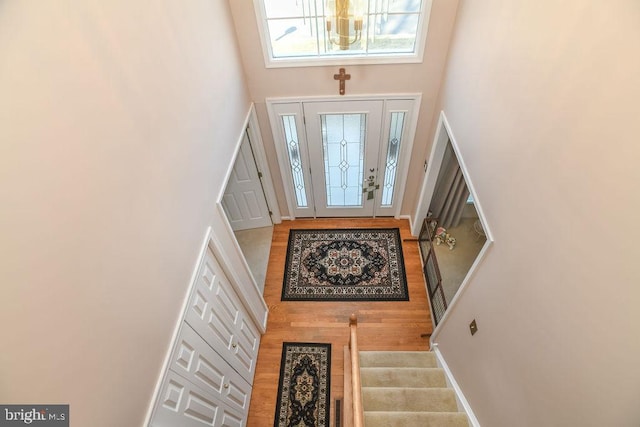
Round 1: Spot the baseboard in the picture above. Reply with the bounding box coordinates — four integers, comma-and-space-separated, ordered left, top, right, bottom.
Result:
432, 344, 481, 427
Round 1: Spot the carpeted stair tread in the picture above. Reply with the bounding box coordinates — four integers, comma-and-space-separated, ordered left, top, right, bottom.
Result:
362, 387, 458, 412
364, 411, 470, 427
360, 367, 447, 388
359, 350, 437, 368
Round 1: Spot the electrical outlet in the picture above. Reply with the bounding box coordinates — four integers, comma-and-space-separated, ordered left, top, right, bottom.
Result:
469, 319, 478, 336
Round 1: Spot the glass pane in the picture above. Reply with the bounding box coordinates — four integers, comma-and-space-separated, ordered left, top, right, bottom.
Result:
419, 238, 431, 264
281, 115, 308, 207
426, 254, 438, 290
381, 112, 405, 206
268, 18, 321, 58
264, 2, 307, 18
366, 13, 420, 53
386, 0, 422, 13
321, 113, 365, 207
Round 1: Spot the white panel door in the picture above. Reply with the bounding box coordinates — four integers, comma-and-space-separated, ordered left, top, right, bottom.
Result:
185, 247, 261, 384
219, 409, 244, 427
168, 324, 252, 415
152, 370, 246, 427
222, 130, 272, 231
152, 370, 226, 427
303, 100, 383, 216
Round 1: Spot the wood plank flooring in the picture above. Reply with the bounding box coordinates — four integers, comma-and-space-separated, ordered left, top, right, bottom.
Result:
246, 218, 433, 427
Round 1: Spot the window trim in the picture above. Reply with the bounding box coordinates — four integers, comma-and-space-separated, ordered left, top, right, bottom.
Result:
252, 0, 433, 68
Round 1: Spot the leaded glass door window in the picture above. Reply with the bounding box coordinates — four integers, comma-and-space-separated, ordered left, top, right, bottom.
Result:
269, 102, 315, 218
304, 100, 382, 216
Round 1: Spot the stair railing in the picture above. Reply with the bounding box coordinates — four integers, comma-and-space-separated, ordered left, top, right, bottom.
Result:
349, 313, 364, 427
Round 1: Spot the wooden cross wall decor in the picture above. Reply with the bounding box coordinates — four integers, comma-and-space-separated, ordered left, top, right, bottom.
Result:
333, 68, 351, 95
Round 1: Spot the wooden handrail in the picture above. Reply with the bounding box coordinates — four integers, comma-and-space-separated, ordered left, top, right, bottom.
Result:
349, 313, 364, 427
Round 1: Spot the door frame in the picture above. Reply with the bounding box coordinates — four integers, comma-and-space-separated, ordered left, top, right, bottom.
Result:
412, 111, 491, 238
215, 104, 281, 295
412, 110, 494, 342
267, 94, 421, 219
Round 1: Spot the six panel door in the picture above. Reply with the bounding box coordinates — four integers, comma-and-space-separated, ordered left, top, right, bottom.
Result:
168, 324, 252, 415
184, 247, 260, 384
222, 130, 272, 231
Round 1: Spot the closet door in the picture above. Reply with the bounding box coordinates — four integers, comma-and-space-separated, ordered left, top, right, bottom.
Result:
150, 246, 259, 427
153, 370, 243, 427
168, 324, 252, 415
185, 247, 261, 383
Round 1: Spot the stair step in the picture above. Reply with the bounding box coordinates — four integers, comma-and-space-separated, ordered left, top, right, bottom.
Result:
361, 367, 447, 388
359, 351, 437, 368
364, 411, 470, 427
362, 387, 458, 412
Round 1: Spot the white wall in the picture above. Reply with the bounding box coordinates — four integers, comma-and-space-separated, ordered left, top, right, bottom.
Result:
0, 1, 252, 425
228, 0, 460, 218
432, 1, 640, 426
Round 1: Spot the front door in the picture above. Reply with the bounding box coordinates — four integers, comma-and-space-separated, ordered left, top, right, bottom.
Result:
303, 100, 383, 216
269, 97, 419, 218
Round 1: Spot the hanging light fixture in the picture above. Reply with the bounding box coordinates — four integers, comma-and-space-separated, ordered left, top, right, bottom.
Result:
325, 0, 363, 50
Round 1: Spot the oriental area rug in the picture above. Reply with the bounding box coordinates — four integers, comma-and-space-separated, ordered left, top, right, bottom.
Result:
274, 342, 331, 427
281, 228, 409, 302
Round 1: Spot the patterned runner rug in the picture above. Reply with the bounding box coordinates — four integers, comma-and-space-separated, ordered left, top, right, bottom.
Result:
274, 342, 331, 427
282, 228, 409, 301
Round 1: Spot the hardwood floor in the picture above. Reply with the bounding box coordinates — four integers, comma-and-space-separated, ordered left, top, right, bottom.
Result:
246, 218, 433, 427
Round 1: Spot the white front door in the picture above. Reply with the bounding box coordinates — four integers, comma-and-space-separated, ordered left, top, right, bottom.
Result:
304, 100, 383, 216
269, 97, 420, 218
222, 130, 272, 231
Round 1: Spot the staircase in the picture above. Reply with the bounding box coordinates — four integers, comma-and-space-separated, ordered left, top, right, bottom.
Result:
359, 351, 470, 427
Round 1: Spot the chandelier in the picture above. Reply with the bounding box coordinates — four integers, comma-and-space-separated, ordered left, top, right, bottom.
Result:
325, 0, 364, 50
